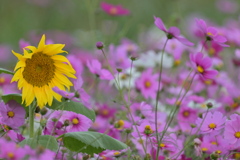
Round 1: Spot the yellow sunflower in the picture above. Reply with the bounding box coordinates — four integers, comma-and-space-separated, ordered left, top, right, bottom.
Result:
11, 34, 76, 108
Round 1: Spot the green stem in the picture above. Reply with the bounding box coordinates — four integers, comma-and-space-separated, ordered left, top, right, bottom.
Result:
29, 102, 36, 138
155, 38, 169, 159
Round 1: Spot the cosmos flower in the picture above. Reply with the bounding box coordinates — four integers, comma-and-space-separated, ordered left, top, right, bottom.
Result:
100, 2, 130, 16
154, 16, 194, 46
0, 100, 25, 129
190, 52, 218, 80
11, 35, 76, 108
195, 18, 229, 47
196, 111, 225, 134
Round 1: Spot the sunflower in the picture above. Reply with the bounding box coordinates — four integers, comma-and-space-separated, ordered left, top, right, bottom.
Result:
11, 35, 76, 108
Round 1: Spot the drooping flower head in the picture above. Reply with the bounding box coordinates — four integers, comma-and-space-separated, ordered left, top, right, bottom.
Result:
190, 52, 218, 80
100, 2, 130, 16
154, 16, 194, 46
11, 35, 76, 108
195, 18, 229, 47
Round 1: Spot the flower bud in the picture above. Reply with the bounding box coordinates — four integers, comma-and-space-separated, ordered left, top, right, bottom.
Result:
96, 41, 104, 49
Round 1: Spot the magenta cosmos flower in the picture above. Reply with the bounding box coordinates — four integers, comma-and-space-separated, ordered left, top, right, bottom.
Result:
195, 18, 229, 47
196, 111, 225, 134
224, 115, 240, 149
154, 16, 194, 46
135, 68, 159, 99
0, 100, 25, 129
190, 52, 218, 80
62, 111, 92, 132
100, 2, 130, 16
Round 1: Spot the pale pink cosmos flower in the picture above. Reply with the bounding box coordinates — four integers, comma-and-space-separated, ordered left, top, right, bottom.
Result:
100, 2, 130, 16
0, 100, 25, 129
190, 52, 218, 80
195, 18, 229, 47
154, 16, 194, 46
87, 59, 113, 80
135, 68, 159, 99
224, 115, 240, 149
196, 111, 225, 134
62, 111, 92, 132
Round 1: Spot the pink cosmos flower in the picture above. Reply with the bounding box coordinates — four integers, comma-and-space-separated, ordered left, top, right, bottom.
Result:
196, 111, 225, 134
154, 16, 194, 46
87, 59, 113, 80
0, 100, 25, 129
135, 68, 159, 99
100, 2, 130, 16
190, 52, 218, 80
224, 115, 240, 149
62, 111, 92, 132
195, 18, 229, 47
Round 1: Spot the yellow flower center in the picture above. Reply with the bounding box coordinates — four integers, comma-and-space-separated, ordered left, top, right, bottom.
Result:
159, 143, 165, 147
145, 125, 151, 130
174, 59, 181, 66
231, 102, 238, 109
207, 32, 213, 36
7, 111, 15, 118
235, 132, 240, 138
23, 52, 56, 87
7, 152, 14, 158
121, 74, 128, 80
202, 147, 208, 152
114, 151, 120, 156
72, 118, 79, 125
0, 77, 5, 83
102, 109, 109, 115
208, 123, 216, 129
234, 153, 240, 159
109, 7, 117, 15
176, 101, 181, 106
208, 48, 215, 55
211, 141, 218, 145
204, 80, 212, 85
118, 120, 124, 127
183, 111, 190, 117
145, 81, 151, 88
216, 150, 222, 154
197, 66, 204, 73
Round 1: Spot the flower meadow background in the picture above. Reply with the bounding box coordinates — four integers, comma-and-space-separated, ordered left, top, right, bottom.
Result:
1, 0, 240, 160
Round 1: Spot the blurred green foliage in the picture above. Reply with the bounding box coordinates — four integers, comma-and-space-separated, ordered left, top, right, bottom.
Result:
0, 0, 239, 47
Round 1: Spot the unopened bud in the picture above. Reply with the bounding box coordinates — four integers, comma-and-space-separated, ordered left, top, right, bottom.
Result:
96, 41, 104, 49
207, 102, 213, 109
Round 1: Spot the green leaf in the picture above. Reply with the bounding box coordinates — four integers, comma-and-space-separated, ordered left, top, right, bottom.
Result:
63, 131, 128, 154
0, 68, 14, 75
47, 99, 95, 122
19, 135, 58, 152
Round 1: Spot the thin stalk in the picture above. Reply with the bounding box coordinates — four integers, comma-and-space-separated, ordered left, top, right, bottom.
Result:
29, 101, 36, 138
155, 38, 169, 159
127, 60, 134, 102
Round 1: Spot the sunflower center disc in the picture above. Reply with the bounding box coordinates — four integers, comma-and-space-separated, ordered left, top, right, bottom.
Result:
23, 52, 56, 87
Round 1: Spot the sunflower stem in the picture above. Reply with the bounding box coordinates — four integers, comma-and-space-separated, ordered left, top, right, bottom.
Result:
29, 102, 35, 138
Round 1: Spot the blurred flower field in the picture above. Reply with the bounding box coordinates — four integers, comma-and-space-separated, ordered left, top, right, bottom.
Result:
0, 0, 240, 159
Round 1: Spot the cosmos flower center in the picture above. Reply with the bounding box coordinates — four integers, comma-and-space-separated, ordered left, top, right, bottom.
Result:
7, 111, 15, 118
197, 66, 204, 73
216, 150, 222, 154
109, 7, 117, 15
231, 102, 238, 109
211, 141, 218, 145
202, 147, 208, 152
207, 32, 213, 36
235, 131, 240, 138
183, 111, 190, 117
102, 109, 109, 115
23, 52, 56, 87
208, 123, 216, 129
144, 80, 151, 88
72, 118, 79, 125
204, 80, 212, 85
118, 120, 124, 127
7, 152, 14, 158
0, 77, 5, 83
208, 48, 215, 55
235, 153, 240, 159
159, 143, 165, 148
114, 151, 120, 156
174, 59, 181, 66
